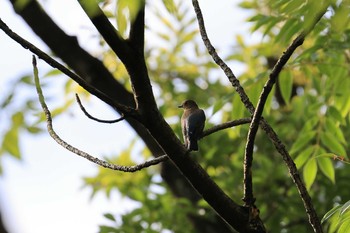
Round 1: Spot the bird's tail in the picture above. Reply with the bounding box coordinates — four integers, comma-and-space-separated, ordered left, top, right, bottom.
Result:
188, 139, 198, 151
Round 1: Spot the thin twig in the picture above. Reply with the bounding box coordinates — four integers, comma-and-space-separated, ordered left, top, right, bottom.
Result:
75, 94, 126, 123
201, 118, 251, 139
191, 0, 325, 232
244, 5, 329, 208
33, 55, 168, 172
243, 35, 304, 206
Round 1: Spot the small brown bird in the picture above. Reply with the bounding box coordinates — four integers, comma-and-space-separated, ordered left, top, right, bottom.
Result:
178, 100, 206, 151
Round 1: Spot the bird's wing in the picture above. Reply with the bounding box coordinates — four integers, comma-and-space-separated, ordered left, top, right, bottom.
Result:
187, 109, 205, 137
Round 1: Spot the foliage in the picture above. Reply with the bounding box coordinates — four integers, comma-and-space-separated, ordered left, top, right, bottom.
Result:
2, 0, 350, 232
322, 200, 350, 233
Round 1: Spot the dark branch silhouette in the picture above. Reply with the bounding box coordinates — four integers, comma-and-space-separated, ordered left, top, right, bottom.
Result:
4, 1, 254, 232
0, 18, 137, 118
33, 55, 169, 172
75, 94, 126, 124
2, 0, 331, 232
77, 0, 131, 64
201, 118, 251, 138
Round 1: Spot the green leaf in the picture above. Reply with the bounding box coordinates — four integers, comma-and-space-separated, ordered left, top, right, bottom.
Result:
20, 75, 34, 85
26, 126, 43, 134
303, 158, 317, 190
294, 146, 314, 169
12, 111, 24, 126
104, 213, 116, 222
328, 106, 345, 124
322, 204, 341, 224
162, 0, 176, 14
275, 19, 300, 43
340, 200, 350, 216
325, 118, 346, 144
279, 70, 293, 104
320, 132, 347, 157
338, 218, 350, 233
2, 128, 21, 159
290, 131, 316, 155
0, 93, 14, 108
317, 156, 335, 183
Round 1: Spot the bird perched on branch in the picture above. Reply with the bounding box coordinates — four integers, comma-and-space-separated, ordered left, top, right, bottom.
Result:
178, 100, 206, 151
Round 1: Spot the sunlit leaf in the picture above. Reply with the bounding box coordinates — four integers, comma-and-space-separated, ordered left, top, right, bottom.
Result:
290, 131, 316, 155
303, 158, 317, 190
330, 2, 350, 33
317, 156, 335, 183
327, 106, 345, 124
279, 70, 293, 104
340, 200, 350, 216
338, 218, 350, 233
26, 126, 43, 134
322, 204, 341, 223
294, 146, 314, 169
320, 132, 347, 157
162, 0, 176, 14
2, 128, 20, 159
325, 118, 346, 144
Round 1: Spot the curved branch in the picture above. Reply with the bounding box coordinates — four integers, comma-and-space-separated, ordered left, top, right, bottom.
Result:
33, 56, 167, 172
191, 0, 326, 232
243, 35, 305, 206
243, 6, 329, 208
75, 93, 126, 123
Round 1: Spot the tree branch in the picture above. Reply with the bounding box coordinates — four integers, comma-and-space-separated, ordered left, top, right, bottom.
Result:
128, 1, 145, 55
33, 55, 167, 172
75, 93, 126, 124
0, 17, 137, 119
77, 0, 156, 111
243, 34, 305, 206
191, 0, 327, 232
77, 0, 132, 65
201, 118, 251, 138
7, 1, 239, 232
242, 0, 329, 213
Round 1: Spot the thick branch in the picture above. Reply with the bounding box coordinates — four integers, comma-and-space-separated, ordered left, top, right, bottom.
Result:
77, 0, 132, 65
129, 1, 145, 55
192, 0, 327, 232
7, 1, 237, 232
0, 18, 137, 118
8, 0, 136, 109
33, 56, 168, 172
77, 0, 156, 111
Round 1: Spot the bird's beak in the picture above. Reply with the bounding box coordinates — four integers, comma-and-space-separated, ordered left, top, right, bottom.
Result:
178, 104, 183, 108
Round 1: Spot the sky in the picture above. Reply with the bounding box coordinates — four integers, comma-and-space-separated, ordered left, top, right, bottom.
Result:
0, 0, 251, 232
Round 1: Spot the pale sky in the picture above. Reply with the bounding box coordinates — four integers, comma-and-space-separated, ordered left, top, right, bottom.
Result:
0, 0, 251, 232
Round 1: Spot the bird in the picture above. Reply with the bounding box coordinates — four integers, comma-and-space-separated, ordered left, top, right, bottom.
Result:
178, 100, 206, 151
